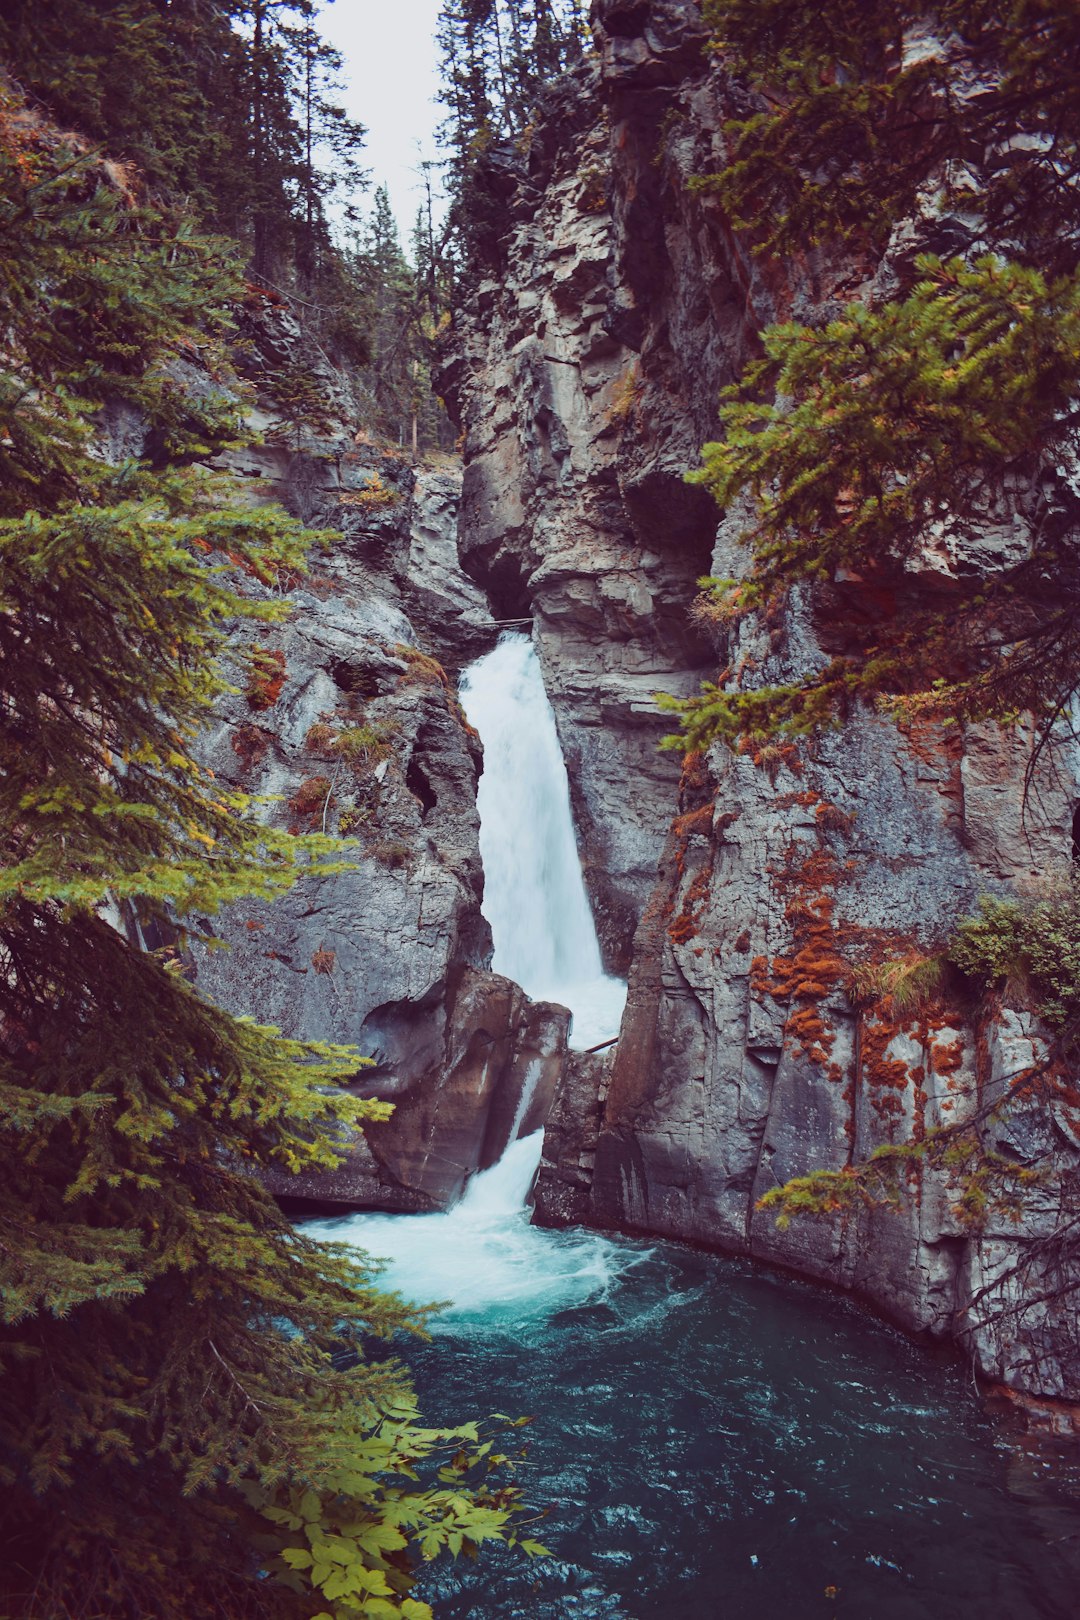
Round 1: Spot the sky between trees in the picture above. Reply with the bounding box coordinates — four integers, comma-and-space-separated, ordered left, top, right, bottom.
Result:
318, 0, 444, 238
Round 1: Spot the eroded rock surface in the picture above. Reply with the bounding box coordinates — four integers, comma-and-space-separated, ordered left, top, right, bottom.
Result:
447, 0, 1080, 1398
191, 449, 564, 1211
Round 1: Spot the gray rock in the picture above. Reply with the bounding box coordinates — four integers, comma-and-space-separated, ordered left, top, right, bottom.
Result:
192, 458, 563, 1211
447, 0, 1080, 1401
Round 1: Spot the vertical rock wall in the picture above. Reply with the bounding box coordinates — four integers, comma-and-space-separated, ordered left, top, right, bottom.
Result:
192, 446, 568, 1212
448, 0, 1080, 1398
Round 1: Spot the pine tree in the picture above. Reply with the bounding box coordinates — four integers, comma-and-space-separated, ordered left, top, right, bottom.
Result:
287, 13, 368, 278
434, 0, 584, 271
0, 73, 531, 1620
0, 0, 371, 285
662, 0, 1080, 752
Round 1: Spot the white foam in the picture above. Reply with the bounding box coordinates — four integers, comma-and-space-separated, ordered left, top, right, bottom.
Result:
459, 634, 627, 1051
305, 1134, 625, 1326
303, 637, 634, 1328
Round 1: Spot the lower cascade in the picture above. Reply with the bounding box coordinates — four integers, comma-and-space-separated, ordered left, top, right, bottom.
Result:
307, 631, 632, 1323
305, 638, 1080, 1619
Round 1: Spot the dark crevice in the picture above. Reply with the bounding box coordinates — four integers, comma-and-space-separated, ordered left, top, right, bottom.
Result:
407, 751, 438, 817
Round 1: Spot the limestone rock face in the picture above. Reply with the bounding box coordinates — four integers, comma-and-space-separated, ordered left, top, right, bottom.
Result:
448, 0, 1080, 1397
444, 35, 720, 970
192, 455, 563, 1211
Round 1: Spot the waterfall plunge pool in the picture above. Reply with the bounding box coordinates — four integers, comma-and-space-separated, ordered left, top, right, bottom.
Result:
303, 635, 1080, 1617
307, 1179, 1080, 1620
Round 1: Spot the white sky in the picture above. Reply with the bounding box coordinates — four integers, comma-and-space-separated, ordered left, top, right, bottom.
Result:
317, 0, 446, 249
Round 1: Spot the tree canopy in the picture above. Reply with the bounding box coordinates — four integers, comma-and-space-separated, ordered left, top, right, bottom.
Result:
0, 0, 367, 282
435, 0, 588, 269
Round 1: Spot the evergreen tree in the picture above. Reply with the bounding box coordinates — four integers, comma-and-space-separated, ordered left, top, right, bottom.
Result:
0, 72, 531, 1620
0, 0, 370, 284
662, 0, 1080, 753
286, 11, 368, 278
434, 0, 585, 271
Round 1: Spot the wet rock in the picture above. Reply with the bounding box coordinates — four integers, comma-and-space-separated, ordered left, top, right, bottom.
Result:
265, 968, 570, 1211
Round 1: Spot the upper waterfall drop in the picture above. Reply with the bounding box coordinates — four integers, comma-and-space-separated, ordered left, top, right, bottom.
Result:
459, 634, 626, 1052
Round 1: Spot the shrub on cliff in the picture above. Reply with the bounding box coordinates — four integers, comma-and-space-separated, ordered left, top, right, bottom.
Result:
951, 881, 1080, 1030
663, 0, 1080, 751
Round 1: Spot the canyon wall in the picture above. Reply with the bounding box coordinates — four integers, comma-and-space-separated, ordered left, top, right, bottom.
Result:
446, 0, 1080, 1400
189, 389, 567, 1212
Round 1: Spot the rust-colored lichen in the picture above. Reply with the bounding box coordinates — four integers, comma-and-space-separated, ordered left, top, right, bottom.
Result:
231, 723, 271, 772
287, 775, 333, 828
245, 646, 287, 711
669, 866, 711, 945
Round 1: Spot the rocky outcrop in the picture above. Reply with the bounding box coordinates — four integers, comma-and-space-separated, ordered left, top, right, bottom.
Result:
190, 440, 566, 1211
446, 0, 1080, 1398
443, 12, 721, 970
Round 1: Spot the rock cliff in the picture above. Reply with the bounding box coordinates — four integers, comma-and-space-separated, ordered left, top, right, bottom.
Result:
445, 0, 1080, 1400
190, 411, 567, 1212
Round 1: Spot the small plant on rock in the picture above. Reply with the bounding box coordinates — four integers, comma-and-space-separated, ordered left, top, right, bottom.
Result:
245, 646, 287, 710
950, 880, 1080, 1029
287, 775, 333, 827
332, 721, 397, 768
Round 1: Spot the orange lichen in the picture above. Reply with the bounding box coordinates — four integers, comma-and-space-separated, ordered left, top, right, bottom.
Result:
929, 1036, 964, 1076
785, 1004, 835, 1066
679, 750, 709, 797
738, 736, 803, 777
669, 866, 711, 945
245, 646, 286, 711
671, 802, 715, 841
774, 789, 821, 811
815, 801, 856, 836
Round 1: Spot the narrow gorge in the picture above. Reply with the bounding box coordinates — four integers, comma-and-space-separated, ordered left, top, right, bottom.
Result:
194, 0, 1080, 1426
8, 0, 1080, 1612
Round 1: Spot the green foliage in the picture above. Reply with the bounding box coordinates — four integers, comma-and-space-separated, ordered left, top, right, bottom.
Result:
757, 1136, 1045, 1233
699, 0, 1080, 273
0, 82, 248, 517
692, 257, 1080, 603
267, 358, 342, 444
0, 71, 528, 1620
0, 0, 369, 283
664, 0, 1080, 752
435, 0, 588, 273
339, 187, 455, 456
951, 884, 1080, 1029
849, 953, 946, 1014
247, 1397, 546, 1618
333, 724, 397, 768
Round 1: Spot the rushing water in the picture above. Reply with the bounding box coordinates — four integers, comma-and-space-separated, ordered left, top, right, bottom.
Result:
458, 634, 626, 1051
306, 633, 1080, 1618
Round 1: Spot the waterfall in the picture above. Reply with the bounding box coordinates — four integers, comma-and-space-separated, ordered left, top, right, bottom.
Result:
303, 632, 631, 1322
459, 634, 626, 1053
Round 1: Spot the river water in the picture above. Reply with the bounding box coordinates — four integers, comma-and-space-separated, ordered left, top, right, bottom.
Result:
306, 635, 1080, 1618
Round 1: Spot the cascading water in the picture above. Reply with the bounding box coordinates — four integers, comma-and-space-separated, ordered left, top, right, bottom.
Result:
304, 631, 632, 1324
302, 636, 1080, 1619
459, 633, 627, 1053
